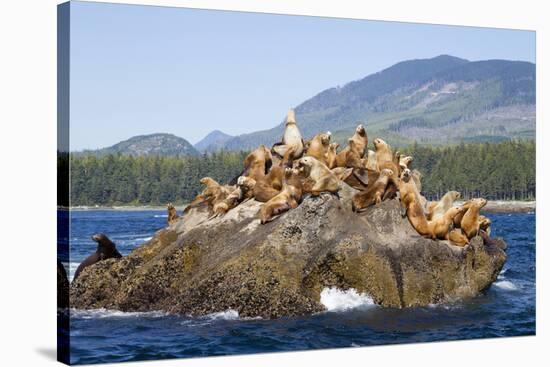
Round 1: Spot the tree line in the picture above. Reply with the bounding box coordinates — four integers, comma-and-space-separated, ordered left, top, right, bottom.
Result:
66, 140, 535, 206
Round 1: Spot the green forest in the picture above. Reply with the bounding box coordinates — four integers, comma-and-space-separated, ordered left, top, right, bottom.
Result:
65, 140, 535, 206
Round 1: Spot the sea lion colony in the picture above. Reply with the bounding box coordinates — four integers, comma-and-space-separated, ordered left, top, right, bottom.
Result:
170, 109, 491, 247
68, 110, 496, 289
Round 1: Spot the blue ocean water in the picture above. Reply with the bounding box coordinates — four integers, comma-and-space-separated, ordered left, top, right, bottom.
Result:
66, 210, 535, 365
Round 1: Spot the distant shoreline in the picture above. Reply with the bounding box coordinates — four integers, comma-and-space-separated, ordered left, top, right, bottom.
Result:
66, 200, 536, 213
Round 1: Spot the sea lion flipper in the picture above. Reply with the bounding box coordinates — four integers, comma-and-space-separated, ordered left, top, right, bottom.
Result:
353, 168, 369, 186
271, 143, 287, 158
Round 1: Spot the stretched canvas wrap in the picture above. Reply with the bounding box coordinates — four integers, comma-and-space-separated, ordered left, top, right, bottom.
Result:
57, 1, 536, 365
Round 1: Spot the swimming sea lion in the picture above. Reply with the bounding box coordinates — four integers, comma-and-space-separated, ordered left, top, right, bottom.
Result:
352, 168, 393, 212
398, 169, 431, 237
427, 191, 461, 221
167, 203, 179, 225
296, 156, 340, 196
73, 233, 122, 282
260, 167, 303, 224
306, 132, 332, 164
272, 109, 304, 165
461, 198, 488, 239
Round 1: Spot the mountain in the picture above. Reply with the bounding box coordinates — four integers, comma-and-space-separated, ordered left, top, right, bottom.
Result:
216, 55, 535, 150
193, 130, 233, 152
80, 133, 200, 157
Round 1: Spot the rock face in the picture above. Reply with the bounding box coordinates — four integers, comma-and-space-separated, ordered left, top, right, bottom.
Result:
70, 185, 507, 318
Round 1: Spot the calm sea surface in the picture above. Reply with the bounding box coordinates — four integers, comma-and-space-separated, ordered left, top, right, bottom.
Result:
64, 210, 535, 365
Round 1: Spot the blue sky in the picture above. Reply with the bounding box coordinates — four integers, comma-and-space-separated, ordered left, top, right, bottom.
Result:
68, 1, 535, 150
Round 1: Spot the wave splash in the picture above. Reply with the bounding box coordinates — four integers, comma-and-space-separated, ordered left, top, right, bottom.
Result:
71, 308, 169, 319
320, 287, 375, 312
493, 280, 520, 291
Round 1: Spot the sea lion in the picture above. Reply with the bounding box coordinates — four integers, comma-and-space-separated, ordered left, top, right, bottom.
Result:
427, 191, 461, 221
429, 205, 469, 240
185, 177, 235, 214
398, 169, 431, 237
461, 198, 488, 239
260, 167, 303, 224
352, 168, 393, 212
193, 177, 234, 209
296, 156, 340, 196
373, 138, 393, 167
211, 177, 251, 217
73, 234, 122, 282
240, 145, 273, 182
478, 215, 492, 236
399, 155, 413, 170
363, 149, 379, 171
452, 199, 473, 228
334, 124, 369, 167
448, 228, 470, 247
272, 109, 304, 166
411, 169, 423, 193
306, 132, 332, 164
326, 143, 339, 169
264, 165, 284, 191
167, 202, 179, 225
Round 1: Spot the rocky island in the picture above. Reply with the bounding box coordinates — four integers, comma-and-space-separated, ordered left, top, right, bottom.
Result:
70, 184, 507, 318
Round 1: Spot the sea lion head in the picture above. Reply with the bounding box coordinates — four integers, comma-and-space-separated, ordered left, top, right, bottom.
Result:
380, 168, 394, 177
329, 142, 339, 151
167, 202, 175, 210
399, 155, 413, 168
450, 191, 461, 200
297, 156, 315, 168
355, 124, 366, 136
320, 133, 331, 146
200, 177, 215, 186
479, 216, 492, 230
400, 168, 412, 182
92, 233, 117, 252
472, 198, 488, 208
373, 138, 387, 151
285, 109, 297, 126
237, 176, 256, 190
447, 205, 467, 219
296, 156, 315, 176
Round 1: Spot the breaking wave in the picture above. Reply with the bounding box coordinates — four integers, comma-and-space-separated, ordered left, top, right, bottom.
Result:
320, 287, 375, 312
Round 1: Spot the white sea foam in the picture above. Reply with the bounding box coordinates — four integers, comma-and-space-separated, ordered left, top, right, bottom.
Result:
202, 309, 240, 321
135, 236, 153, 242
493, 280, 520, 291
71, 308, 169, 319
320, 287, 375, 312
497, 268, 508, 280
154, 214, 168, 218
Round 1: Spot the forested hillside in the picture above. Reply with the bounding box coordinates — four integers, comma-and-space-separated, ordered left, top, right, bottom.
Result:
68, 140, 535, 206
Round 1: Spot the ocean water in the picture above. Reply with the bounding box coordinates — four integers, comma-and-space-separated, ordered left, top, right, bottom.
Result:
65, 210, 535, 365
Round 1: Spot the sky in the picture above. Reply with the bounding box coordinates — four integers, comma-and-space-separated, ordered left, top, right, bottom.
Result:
68, 1, 535, 150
